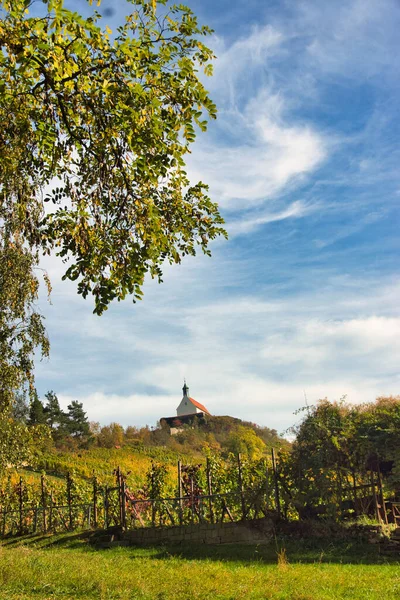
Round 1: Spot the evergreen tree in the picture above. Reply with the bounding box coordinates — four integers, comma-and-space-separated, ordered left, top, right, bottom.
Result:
66, 401, 90, 439
43, 390, 64, 430
28, 395, 46, 425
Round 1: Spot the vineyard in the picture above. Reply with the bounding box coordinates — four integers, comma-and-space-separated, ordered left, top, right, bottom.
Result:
0, 451, 277, 536
2, 441, 398, 538
34, 444, 195, 485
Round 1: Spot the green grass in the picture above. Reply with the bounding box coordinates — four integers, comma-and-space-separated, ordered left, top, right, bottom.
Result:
0, 533, 399, 599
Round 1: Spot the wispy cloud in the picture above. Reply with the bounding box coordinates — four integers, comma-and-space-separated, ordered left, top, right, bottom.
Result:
227, 200, 313, 236
188, 71, 327, 214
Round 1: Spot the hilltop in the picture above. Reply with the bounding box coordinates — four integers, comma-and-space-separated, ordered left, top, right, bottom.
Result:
12, 413, 288, 491
88, 413, 288, 460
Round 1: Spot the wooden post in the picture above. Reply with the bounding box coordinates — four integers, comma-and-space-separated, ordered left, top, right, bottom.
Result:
237, 453, 246, 520
190, 477, 194, 523
351, 470, 358, 517
206, 458, 214, 523
49, 492, 54, 532
66, 472, 73, 530
151, 468, 156, 527
336, 466, 344, 520
265, 462, 270, 512
377, 462, 388, 525
18, 476, 23, 534
121, 479, 127, 530
271, 448, 281, 519
41, 475, 47, 533
33, 505, 38, 533
199, 495, 204, 523
116, 467, 120, 525
371, 472, 381, 523
105, 486, 109, 529
93, 476, 98, 529
177, 461, 183, 526
116, 466, 124, 527
2, 508, 6, 537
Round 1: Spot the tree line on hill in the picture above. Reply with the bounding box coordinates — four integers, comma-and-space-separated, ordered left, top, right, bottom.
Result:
15, 391, 90, 441
90, 415, 286, 458
2, 390, 287, 467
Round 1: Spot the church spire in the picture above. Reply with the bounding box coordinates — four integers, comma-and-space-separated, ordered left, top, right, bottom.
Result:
182, 379, 189, 397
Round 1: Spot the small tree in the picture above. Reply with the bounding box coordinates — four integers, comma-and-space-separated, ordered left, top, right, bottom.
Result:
43, 390, 64, 430
226, 426, 266, 460
97, 423, 125, 448
0, 242, 49, 412
28, 395, 46, 425
66, 401, 90, 439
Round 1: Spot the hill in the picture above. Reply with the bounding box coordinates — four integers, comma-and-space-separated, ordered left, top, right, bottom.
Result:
5, 414, 288, 496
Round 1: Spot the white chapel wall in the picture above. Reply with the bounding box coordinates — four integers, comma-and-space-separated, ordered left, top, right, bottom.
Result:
176, 397, 201, 417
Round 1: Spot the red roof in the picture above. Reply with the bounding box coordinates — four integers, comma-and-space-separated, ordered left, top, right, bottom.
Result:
189, 397, 211, 415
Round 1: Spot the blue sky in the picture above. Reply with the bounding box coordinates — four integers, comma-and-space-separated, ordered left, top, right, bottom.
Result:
36, 0, 400, 434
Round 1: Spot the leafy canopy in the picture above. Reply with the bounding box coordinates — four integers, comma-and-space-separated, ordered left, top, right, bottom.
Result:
0, 0, 226, 314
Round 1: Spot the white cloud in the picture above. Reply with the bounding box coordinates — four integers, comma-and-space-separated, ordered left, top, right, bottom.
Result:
227, 200, 311, 236
187, 88, 327, 211
260, 316, 400, 376
208, 25, 284, 106
58, 392, 176, 427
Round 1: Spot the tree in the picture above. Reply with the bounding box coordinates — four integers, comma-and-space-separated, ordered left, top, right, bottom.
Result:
0, 389, 51, 472
28, 394, 46, 425
284, 396, 400, 520
0, 0, 225, 311
66, 400, 90, 439
97, 422, 125, 448
43, 390, 64, 430
125, 425, 139, 441
226, 426, 266, 460
0, 244, 48, 458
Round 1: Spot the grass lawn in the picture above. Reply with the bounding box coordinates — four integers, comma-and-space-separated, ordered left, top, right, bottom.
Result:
0, 532, 399, 600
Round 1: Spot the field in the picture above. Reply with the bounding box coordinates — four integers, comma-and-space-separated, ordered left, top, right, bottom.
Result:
0, 533, 399, 600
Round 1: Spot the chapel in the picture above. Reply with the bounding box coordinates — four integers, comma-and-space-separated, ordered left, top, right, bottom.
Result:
161, 381, 211, 431
176, 381, 211, 417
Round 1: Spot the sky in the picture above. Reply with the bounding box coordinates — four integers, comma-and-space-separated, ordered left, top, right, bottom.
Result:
35, 0, 400, 435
